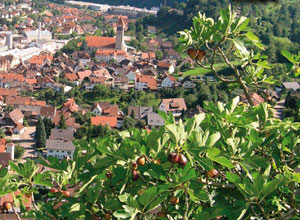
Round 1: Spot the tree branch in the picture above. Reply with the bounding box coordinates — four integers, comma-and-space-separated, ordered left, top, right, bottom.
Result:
12, 205, 22, 220
218, 48, 254, 106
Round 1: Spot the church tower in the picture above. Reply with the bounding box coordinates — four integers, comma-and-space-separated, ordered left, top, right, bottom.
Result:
115, 17, 125, 51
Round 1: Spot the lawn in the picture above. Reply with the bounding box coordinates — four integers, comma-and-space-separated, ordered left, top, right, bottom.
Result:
181, 61, 240, 77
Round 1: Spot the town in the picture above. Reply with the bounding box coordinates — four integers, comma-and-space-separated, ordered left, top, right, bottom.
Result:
0, 0, 299, 219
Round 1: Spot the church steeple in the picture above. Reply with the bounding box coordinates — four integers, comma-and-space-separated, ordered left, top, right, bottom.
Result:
115, 17, 125, 51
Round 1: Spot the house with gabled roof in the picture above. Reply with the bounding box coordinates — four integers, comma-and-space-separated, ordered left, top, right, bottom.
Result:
91, 116, 117, 128
159, 98, 187, 117
135, 75, 157, 91
128, 106, 153, 120
160, 74, 177, 88
147, 113, 164, 129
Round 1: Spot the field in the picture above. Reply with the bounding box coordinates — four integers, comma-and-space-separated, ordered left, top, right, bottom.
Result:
181, 62, 240, 77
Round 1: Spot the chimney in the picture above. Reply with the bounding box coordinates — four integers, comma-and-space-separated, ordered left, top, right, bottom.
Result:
5, 32, 13, 49
38, 22, 41, 41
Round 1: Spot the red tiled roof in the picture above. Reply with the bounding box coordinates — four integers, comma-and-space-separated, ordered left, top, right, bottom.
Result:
91, 116, 117, 128
86, 36, 116, 48
137, 75, 157, 90
26, 78, 37, 85
29, 55, 53, 65
0, 191, 32, 209
77, 70, 92, 80
65, 73, 78, 81
95, 49, 127, 57
0, 88, 17, 96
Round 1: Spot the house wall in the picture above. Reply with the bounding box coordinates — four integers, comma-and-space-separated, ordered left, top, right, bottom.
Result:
47, 149, 73, 159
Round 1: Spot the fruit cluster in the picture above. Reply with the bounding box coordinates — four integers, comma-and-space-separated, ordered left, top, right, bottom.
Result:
168, 152, 188, 166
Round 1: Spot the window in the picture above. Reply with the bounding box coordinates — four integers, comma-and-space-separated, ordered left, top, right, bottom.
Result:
67, 151, 72, 155
49, 150, 53, 153
62, 151, 64, 153
57, 150, 59, 152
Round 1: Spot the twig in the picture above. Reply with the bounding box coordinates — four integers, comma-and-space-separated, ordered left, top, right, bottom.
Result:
218, 47, 254, 106
12, 205, 22, 220
184, 184, 189, 219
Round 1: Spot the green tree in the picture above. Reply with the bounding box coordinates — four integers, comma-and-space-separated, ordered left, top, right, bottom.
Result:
121, 116, 136, 130
155, 50, 164, 60
58, 114, 66, 129
35, 118, 46, 149
14, 145, 25, 159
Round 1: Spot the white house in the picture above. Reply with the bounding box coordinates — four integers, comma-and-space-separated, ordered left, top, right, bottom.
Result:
126, 69, 141, 82
181, 77, 195, 89
159, 98, 187, 117
161, 75, 177, 88
95, 49, 128, 63
46, 139, 75, 159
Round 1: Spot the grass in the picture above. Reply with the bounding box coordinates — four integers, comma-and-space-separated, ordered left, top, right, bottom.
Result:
181, 61, 240, 77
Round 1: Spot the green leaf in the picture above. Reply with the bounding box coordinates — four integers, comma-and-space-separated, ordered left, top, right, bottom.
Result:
226, 172, 241, 183
262, 179, 281, 198
138, 187, 157, 207
207, 133, 221, 147
281, 50, 296, 64
211, 156, 234, 169
198, 158, 214, 170
246, 32, 264, 50
70, 203, 81, 212
256, 60, 271, 69
232, 38, 249, 57
113, 209, 132, 219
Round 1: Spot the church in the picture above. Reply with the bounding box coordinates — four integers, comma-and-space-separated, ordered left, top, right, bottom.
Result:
85, 17, 126, 53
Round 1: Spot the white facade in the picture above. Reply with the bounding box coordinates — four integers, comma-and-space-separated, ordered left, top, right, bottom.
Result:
92, 104, 102, 116
96, 54, 127, 63
126, 71, 138, 82
161, 77, 174, 88
182, 80, 195, 89
135, 81, 148, 91
79, 58, 90, 65
47, 149, 73, 159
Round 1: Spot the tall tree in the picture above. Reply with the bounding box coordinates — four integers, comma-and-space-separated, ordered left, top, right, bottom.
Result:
35, 118, 46, 149
58, 114, 66, 129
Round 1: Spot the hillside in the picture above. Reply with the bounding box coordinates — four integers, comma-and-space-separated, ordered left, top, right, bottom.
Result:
71, 0, 186, 8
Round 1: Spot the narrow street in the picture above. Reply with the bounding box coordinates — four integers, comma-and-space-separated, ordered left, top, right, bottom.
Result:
7, 127, 36, 162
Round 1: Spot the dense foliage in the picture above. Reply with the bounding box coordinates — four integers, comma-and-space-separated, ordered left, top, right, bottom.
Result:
1, 98, 300, 219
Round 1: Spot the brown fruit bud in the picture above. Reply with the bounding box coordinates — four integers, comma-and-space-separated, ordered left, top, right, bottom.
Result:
168, 153, 179, 163
177, 154, 187, 166
132, 161, 138, 170
50, 188, 59, 193
61, 190, 71, 197
208, 169, 219, 178
169, 196, 179, 205
132, 170, 140, 181
137, 156, 146, 166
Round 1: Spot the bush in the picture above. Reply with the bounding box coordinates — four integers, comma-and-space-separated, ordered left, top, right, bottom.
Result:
14, 145, 25, 159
